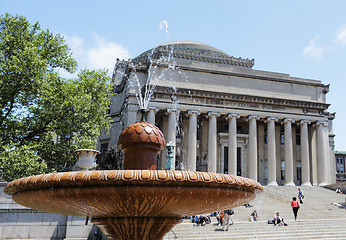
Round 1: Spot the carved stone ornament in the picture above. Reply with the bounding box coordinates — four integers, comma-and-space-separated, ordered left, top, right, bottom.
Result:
118, 121, 165, 170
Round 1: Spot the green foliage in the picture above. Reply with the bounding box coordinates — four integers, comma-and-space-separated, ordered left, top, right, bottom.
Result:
0, 14, 113, 179
36, 69, 112, 170
0, 143, 47, 182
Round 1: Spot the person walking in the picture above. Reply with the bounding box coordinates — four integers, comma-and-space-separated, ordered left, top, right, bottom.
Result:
222, 209, 233, 231
291, 197, 300, 220
298, 188, 304, 204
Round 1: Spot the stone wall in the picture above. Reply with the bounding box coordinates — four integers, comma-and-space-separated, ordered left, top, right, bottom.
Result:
0, 183, 97, 240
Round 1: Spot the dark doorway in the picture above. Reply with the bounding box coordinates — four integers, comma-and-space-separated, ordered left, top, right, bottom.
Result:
224, 147, 228, 174
224, 146, 241, 176
297, 164, 302, 185
237, 147, 241, 176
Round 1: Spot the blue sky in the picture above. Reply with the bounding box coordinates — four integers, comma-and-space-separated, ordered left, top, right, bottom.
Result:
1, 0, 346, 150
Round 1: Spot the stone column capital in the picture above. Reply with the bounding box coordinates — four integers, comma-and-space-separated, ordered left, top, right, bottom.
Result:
148, 107, 159, 113
247, 115, 260, 121
167, 108, 180, 114
314, 121, 328, 127
227, 113, 240, 119
282, 118, 295, 124
208, 112, 220, 118
188, 110, 200, 116
265, 117, 278, 123
298, 119, 311, 125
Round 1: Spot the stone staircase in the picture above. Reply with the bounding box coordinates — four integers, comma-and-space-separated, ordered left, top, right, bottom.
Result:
164, 186, 346, 240
2, 183, 345, 239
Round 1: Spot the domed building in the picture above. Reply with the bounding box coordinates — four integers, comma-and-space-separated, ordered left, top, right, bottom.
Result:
98, 40, 336, 186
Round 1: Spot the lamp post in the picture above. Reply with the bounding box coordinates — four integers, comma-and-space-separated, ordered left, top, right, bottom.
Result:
165, 141, 175, 170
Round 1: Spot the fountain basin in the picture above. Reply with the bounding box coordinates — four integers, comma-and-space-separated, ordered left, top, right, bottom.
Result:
5, 169, 262, 239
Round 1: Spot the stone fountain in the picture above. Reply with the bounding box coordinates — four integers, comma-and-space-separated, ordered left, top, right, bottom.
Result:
4, 121, 263, 240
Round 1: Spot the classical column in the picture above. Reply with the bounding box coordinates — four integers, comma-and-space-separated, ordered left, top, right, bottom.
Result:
181, 118, 189, 170
310, 126, 318, 186
167, 108, 178, 170
248, 115, 260, 181
275, 125, 281, 184
316, 121, 328, 186
187, 110, 200, 171
146, 108, 158, 124
127, 105, 138, 126
227, 113, 239, 175
266, 117, 278, 186
208, 112, 220, 173
324, 123, 331, 184
300, 120, 312, 186
283, 118, 295, 186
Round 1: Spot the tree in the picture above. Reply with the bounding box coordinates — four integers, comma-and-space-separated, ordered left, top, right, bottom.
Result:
0, 14, 77, 143
0, 143, 47, 182
36, 69, 112, 171
0, 14, 112, 180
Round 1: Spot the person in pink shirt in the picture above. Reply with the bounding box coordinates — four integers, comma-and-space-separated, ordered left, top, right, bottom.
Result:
291, 197, 300, 220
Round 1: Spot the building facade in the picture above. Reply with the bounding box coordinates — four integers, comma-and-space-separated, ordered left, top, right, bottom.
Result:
335, 150, 346, 181
98, 41, 336, 186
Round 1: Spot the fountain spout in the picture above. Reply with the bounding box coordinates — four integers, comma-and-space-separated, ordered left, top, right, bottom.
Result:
140, 108, 147, 121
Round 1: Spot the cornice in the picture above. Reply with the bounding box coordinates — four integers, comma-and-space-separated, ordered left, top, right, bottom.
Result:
153, 86, 329, 111
131, 46, 255, 68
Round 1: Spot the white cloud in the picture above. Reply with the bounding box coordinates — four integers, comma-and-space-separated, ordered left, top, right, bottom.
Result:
303, 36, 325, 62
336, 24, 346, 45
60, 34, 130, 77
65, 35, 85, 58
87, 34, 130, 71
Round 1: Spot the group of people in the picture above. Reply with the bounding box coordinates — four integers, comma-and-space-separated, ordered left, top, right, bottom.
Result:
193, 187, 345, 230
216, 209, 234, 231
192, 215, 211, 226
291, 188, 304, 221
192, 186, 342, 230
267, 188, 305, 226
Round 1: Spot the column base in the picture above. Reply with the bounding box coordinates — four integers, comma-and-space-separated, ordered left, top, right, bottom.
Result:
284, 182, 295, 186
267, 181, 278, 186
301, 182, 312, 186
318, 182, 328, 187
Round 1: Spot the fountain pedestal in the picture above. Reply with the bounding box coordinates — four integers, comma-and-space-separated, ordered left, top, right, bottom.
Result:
93, 217, 181, 240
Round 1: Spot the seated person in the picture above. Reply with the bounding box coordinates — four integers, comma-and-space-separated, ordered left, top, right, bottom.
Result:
336, 187, 343, 194
250, 210, 258, 221
273, 212, 287, 226
196, 215, 207, 226
192, 215, 199, 223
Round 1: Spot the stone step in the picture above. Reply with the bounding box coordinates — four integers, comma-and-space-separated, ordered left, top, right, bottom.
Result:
164, 186, 346, 240
166, 233, 346, 240
165, 225, 346, 239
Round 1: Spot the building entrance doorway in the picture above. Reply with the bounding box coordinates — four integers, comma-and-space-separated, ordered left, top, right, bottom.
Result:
223, 147, 242, 176
224, 147, 228, 174
237, 147, 241, 176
